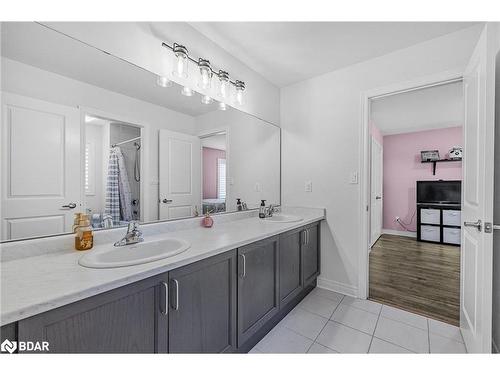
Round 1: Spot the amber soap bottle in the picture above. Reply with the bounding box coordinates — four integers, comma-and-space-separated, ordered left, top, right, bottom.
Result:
74, 214, 94, 251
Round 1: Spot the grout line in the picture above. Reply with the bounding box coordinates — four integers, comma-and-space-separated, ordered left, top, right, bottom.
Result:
372, 337, 417, 353
307, 342, 339, 353
367, 301, 383, 353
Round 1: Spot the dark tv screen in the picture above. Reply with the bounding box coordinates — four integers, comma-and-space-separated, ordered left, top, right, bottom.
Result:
417, 180, 461, 204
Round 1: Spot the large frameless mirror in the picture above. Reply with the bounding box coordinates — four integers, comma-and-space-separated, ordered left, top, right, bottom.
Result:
0, 22, 280, 242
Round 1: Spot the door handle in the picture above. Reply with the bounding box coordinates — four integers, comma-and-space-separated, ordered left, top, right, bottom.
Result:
162, 199, 173, 204
375, 196, 382, 200
61, 203, 77, 209
161, 282, 168, 315
171, 279, 179, 311
464, 220, 482, 232
239, 254, 246, 278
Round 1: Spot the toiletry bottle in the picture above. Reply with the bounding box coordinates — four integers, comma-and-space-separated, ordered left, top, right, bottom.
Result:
72, 213, 83, 233
237, 198, 242, 211
259, 200, 266, 219
75, 214, 94, 251
203, 210, 214, 228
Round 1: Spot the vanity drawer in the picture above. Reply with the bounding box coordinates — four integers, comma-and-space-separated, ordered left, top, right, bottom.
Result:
420, 209, 441, 225
443, 210, 461, 226
443, 227, 461, 245
420, 225, 440, 242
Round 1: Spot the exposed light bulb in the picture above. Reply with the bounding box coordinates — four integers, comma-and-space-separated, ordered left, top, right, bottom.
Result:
156, 75, 172, 88
218, 102, 227, 111
181, 86, 194, 97
217, 70, 230, 99
234, 80, 245, 106
198, 58, 212, 90
172, 43, 188, 79
201, 95, 213, 105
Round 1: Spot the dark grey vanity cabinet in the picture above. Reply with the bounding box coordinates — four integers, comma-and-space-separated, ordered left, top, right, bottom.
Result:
167, 250, 237, 353
237, 236, 280, 347
302, 223, 320, 286
279, 228, 303, 307
17, 273, 169, 353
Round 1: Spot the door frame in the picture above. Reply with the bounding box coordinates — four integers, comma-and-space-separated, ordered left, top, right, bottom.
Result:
198, 127, 230, 214
358, 69, 464, 300
79, 106, 150, 223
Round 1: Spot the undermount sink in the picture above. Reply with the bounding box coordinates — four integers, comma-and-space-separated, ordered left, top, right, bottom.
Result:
78, 238, 190, 269
263, 214, 303, 223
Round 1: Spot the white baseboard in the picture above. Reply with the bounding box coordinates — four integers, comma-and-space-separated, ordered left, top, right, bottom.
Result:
317, 277, 358, 298
382, 229, 417, 238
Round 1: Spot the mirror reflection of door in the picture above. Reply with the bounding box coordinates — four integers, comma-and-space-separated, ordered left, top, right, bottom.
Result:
370, 138, 383, 246
158, 129, 201, 220
200, 132, 228, 215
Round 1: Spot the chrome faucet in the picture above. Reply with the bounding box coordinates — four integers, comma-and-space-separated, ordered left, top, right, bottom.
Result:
114, 221, 144, 247
265, 204, 279, 217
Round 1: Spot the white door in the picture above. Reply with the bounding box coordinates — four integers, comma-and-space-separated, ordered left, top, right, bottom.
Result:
460, 24, 496, 353
1, 93, 81, 240
371, 138, 383, 246
158, 129, 201, 220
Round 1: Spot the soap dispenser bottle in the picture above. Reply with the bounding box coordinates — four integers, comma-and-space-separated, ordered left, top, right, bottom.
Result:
236, 198, 242, 211
259, 200, 266, 219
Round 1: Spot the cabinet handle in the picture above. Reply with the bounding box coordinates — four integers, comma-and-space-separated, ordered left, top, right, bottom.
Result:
239, 254, 246, 278
161, 282, 168, 315
171, 279, 179, 311
302, 230, 307, 245
306, 229, 310, 245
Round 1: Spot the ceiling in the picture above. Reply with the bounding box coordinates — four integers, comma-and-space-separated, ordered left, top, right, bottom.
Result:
371, 81, 463, 135
1, 22, 219, 117
189, 22, 480, 87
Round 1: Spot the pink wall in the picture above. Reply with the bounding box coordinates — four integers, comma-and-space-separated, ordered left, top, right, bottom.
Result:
370, 121, 384, 145
383, 126, 462, 232
202, 147, 226, 199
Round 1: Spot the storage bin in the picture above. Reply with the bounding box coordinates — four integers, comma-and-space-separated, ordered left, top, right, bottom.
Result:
443, 210, 461, 226
443, 227, 461, 245
420, 208, 441, 225
420, 225, 440, 242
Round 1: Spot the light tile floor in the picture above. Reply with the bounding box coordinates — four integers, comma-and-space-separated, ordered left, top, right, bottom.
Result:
249, 287, 467, 354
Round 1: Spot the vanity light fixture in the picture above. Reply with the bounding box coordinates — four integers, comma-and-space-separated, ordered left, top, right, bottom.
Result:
156, 75, 172, 88
161, 41, 246, 106
218, 101, 227, 111
181, 86, 194, 97
201, 95, 213, 105
172, 43, 189, 78
198, 58, 212, 90
234, 80, 245, 106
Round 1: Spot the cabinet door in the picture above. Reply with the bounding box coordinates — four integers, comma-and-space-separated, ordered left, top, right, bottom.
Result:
168, 250, 237, 353
302, 223, 320, 286
18, 274, 169, 353
237, 236, 279, 347
279, 228, 303, 307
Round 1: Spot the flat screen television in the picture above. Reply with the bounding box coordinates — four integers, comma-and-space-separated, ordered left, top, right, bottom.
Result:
416, 180, 461, 204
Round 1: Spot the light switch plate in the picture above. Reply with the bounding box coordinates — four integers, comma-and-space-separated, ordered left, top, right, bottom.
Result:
305, 180, 312, 192
349, 172, 358, 184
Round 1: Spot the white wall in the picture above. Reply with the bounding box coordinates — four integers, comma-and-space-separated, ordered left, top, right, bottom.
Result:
195, 110, 280, 212
2, 57, 196, 222
42, 22, 280, 126
280, 25, 483, 296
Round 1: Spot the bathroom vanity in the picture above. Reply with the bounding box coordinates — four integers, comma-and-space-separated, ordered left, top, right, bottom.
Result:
0, 208, 323, 353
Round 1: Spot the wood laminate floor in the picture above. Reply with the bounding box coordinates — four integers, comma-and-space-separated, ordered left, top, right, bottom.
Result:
369, 234, 460, 326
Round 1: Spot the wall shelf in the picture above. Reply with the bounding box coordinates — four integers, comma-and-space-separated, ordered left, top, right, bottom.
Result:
421, 159, 462, 175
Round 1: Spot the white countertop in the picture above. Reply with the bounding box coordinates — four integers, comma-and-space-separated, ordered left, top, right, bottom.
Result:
0, 207, 324, 325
